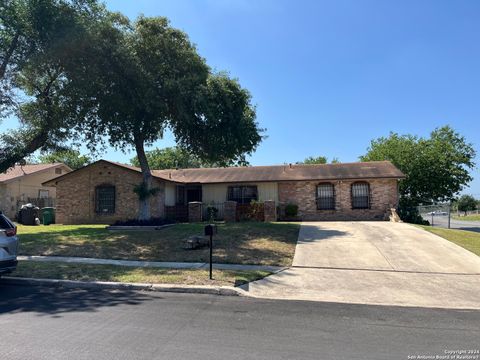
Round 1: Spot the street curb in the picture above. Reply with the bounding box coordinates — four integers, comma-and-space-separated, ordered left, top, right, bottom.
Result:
0, 276, 249, 297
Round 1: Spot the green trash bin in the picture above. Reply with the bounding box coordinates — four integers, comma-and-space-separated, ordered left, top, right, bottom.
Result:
41, 207, 55, 225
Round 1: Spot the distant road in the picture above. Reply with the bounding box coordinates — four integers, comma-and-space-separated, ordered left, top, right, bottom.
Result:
422, 214, 480, 232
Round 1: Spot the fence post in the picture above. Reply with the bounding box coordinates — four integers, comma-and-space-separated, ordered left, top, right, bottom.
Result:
224, 201, 237, 222
188, 202, 203, 223
448, 202, 451, 229
264, 200, 277, 222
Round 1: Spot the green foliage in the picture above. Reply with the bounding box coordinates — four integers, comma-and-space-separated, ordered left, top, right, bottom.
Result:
75, 16, 263, 219
131, 147, 203, 169
0, 0, 117, 172
248, 200, 264, 221
397, 206, 429, 225
130, 146, 251, 170
206, 204, 219, 222
133, 182, 160, 201
38, 149, 91, 170
457, 195, 478, 215
285, 203, 299, 217
360, 126, 476, 208
299, 156, 340, 165
78, 17, 263, 163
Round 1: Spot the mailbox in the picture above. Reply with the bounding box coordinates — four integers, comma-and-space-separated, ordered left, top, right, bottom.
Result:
204, 224, 217, 236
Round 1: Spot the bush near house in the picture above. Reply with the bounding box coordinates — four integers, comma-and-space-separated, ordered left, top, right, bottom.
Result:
285, 204, 299, 218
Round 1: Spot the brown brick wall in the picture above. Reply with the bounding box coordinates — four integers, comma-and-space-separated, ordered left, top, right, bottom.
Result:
55, 162, 165, 224
278, 179, 399, 221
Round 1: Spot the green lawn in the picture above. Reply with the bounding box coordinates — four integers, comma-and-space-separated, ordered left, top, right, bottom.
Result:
11, 261, 270, 287
17, 222, 300, 266
452, 214, 480, 221
418, 225, 480, 256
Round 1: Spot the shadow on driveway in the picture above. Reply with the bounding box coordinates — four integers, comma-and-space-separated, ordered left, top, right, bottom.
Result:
296, 224, 349, 242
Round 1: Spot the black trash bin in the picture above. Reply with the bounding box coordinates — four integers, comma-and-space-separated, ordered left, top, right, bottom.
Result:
19, 204, 40, 225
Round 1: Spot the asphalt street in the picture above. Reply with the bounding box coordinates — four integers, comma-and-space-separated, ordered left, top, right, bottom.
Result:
1, 284, 479, 360
422, 215, 480, 232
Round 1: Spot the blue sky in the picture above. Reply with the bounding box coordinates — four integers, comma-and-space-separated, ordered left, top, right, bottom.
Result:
3, 0, 480, 195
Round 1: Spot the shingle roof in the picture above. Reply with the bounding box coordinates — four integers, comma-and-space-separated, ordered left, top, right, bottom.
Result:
0, 163, 70, 183
43, 160, 405, 186
152, 161, 405, 183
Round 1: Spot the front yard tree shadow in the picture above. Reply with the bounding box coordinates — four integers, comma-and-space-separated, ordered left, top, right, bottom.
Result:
0, 284, 154, 316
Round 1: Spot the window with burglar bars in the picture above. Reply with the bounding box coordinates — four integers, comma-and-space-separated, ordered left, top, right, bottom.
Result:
227, 186, 258, 204
95, 185, 115, 214
351, 182, 370, 209
316, 183, 335, 210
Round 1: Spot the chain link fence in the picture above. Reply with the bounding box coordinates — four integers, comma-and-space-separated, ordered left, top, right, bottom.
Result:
417, 203, 480, 232
417, 204, 452, 228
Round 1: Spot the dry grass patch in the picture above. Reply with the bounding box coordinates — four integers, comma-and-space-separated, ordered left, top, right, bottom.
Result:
17, 222, 300, 266
11, 261, 271, 287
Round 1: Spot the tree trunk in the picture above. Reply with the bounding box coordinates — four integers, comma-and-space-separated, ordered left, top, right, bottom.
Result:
134, 134, 152, 220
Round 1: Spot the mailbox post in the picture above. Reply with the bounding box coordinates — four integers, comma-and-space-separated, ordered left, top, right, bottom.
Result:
204, 224, 217, 280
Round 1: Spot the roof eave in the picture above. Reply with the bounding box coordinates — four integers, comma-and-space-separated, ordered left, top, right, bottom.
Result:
2, 163, 72, 185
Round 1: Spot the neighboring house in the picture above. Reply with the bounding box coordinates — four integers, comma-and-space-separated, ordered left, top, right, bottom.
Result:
0, 163, 72, 218
43, 159, 405, 224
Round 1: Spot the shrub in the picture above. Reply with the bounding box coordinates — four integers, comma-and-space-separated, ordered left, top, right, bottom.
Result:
285, 203, 298, 218
397, 205, 429, 225
206, 205, 219, 221
248, 200, 264, 221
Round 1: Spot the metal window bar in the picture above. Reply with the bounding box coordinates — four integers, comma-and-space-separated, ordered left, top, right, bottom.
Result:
316, 183, 335, 210
352, 183, 370, 209
96, 186, 115, 213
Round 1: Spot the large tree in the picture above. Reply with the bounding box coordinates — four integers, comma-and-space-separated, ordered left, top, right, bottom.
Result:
457, 195, 478, 216
0, 0, 117, 172
360, 126, 476, 221
79, 17, 263, 219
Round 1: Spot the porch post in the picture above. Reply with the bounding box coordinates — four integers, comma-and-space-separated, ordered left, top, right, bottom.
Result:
188, 201, 203, 222
224, 201, 237, 222
264, 200, 277, 222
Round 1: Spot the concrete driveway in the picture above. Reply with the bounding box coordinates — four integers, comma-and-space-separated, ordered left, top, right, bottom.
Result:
244, 222, 480, 309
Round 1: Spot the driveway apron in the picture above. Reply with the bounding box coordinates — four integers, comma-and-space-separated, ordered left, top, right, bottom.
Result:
243, 222, 480, 309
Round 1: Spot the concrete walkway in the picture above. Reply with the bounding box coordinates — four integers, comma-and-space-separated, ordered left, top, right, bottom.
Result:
17, 255, 283, 273
244, 222, 480, 309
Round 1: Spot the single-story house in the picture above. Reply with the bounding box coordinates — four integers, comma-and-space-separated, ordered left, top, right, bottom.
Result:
43, 159, 405, 224
0, 163, 72, 218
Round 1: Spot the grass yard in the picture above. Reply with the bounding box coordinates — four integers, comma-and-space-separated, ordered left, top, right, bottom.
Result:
17, 222, 300, 266
11, 261, 270, 287
418, 225, 480, 256
452, 214, 480, 221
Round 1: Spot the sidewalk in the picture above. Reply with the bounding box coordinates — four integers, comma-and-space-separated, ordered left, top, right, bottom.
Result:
17, 255, 284, 273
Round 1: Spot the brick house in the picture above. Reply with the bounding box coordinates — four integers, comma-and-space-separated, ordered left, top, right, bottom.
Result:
0, 163, 72, 218
43, 160, 404, 224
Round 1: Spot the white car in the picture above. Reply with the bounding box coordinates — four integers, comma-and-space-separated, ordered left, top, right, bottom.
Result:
426, 211, 448, 216
0, 212, 18, 275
